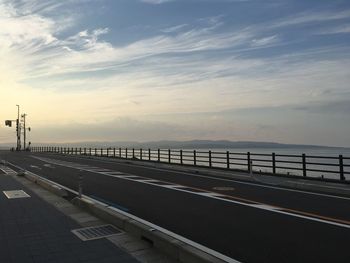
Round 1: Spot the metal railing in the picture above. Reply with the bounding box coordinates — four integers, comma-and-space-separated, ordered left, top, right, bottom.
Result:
30, 146, 350, 183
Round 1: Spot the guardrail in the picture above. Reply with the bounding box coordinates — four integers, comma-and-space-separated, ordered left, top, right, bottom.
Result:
30, 146, 350, 183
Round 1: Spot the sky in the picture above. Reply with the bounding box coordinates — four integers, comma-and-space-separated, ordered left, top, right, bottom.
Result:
0, 0, 350, 147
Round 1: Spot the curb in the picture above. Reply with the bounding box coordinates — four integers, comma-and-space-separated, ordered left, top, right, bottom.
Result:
17, 168, 238, 263
24, 172, 68, 198
72, 197, 234, 263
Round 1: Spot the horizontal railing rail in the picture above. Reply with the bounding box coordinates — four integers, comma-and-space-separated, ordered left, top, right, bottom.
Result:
29, 146, 350, 183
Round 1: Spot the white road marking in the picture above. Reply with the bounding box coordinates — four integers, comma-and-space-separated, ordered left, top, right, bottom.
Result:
30, 165, 42, 170
29, 156, 350, 229
48, 154, 350, 201
7, 164, 240, 263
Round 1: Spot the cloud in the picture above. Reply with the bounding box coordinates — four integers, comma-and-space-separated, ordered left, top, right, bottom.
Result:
1, 0, 350, 146
270, 9, 350, 28
317, 24, 350, 35
293, 100, 350, 115
161, 24, 188, 33
140, 0, 173, 4
251, 35, 279, 47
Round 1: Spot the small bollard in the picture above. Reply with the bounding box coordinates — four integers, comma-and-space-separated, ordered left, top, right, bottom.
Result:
78, 171, 83, 198
250, 160, 253, 175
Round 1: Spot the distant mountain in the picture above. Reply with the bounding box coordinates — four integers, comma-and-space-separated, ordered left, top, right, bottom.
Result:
4, 140, 345, 149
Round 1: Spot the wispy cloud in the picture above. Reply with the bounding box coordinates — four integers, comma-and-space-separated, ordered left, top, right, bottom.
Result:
140, 0, 173, 4
1, 0, 350, 146
317, 24, 350, 35
161, 24, 188, 33
251, 35, 279, 47
270, 9, 350, 28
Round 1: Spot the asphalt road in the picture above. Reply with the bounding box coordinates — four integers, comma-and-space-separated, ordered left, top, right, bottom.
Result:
1, 151, 350, 263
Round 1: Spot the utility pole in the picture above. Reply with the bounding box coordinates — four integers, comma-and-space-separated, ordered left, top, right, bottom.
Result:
22, 113, 27, 150
16, 105, 21, 151
21, 113, 31, 151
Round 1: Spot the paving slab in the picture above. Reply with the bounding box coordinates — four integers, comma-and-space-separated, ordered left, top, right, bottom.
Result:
0, 173, 139, 263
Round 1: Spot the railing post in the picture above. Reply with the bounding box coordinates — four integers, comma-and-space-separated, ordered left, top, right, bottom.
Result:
158, 149, 160, 162
272, 153, 276, 174
339, 155, 345, 181
100, 148, 102, 156
209, 150, 212, 167
194, 150, 197, 166
119, 148, 121, 158
180, 150, 183, 165
113, 148, 116, 158
132, 148, 135, 158
247, 152, 251, 173
302, 154, 307, 177
140, 149, 143, 160
148, 148, 151, 161
168, 149, 171, 163
126, 148, 128, 159
226, 151, 230, 169
94, 148, 97, 156
89, 148, 91, 156
79, 148, 82, 155
84, 148, 86, 155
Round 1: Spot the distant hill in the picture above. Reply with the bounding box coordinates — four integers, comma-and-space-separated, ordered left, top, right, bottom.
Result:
3, 140, 345, 149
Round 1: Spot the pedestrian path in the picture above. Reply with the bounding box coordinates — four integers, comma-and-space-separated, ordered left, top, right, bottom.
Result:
0, 171, 139, 263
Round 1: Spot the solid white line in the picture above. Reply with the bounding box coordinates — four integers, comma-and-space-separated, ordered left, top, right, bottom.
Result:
45, 154, 350, 201
30, 157, 350, 228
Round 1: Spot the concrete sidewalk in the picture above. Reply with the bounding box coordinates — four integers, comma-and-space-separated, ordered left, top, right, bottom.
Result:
0, 171, 139, 263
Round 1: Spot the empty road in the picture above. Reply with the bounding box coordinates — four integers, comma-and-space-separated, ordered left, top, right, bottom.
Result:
1, 151, 350, 263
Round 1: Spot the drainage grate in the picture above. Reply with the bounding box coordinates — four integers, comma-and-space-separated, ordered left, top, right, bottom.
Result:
71, 225, 123, 241
3, 190, 30, 199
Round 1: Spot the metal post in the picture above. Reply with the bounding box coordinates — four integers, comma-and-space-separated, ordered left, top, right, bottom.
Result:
194, 150, 197, 166
339, 155, 345, 181
140, 149, 143, 160
113, 148, 116, 158
126, 148, 128, 159
209, 150, 212, 167
272, 153, 276, 174
148, 148, 151, 161
158, 149, 160, 162
79, 148, 82, 155
100, 148, 103, 156
16, 105, 21, 151
247, 152, 251, 173
168, 149, 171, 163
23, 114, 26, 150
226, 151, 230, 169
132, 148, 135, 158
119, 148, 121, 158
180, 150, 183, 165
302, 154, 307, 177
94, 148, 97, 156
